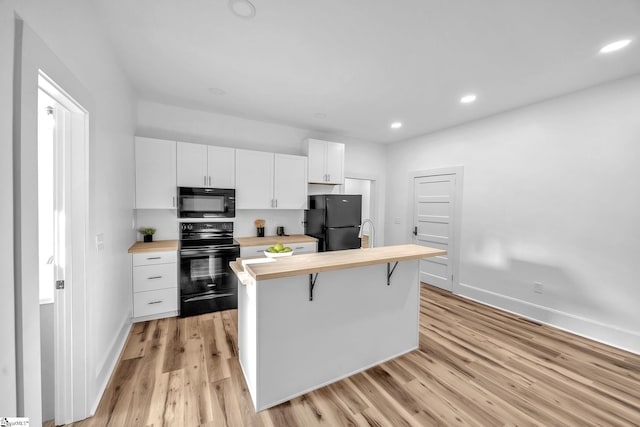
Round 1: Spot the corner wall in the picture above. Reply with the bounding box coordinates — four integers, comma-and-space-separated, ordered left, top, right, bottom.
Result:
0, 2, 18, 416
7, 0, 137, 421
385, 75, 640, 354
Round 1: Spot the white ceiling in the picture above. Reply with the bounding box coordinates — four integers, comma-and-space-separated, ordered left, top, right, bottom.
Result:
92, 0, 640, 143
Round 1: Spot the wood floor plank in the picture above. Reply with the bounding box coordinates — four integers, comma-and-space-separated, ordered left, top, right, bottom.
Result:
72, 284, 640, 427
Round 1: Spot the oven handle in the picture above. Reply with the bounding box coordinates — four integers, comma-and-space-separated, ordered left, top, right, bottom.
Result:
180, 247, 239, 257
184, 293, 234, 303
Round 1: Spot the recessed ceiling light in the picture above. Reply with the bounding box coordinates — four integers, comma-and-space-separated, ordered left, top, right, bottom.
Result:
208, 87, 226, 95
313, 113, 327, 119
390, 122, 403, 129
599, 39, 631, 54
460, 94, 477, 104
228, 0, 256, 19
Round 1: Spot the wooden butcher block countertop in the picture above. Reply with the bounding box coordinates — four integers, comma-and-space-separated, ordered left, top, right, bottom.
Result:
235, 234, 317, 247
231, 244, 446, 281
128, 240, 178, 253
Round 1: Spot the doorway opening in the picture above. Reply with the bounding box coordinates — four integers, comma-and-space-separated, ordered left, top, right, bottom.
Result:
343, 178, 376, 247
37, 71, 89, 426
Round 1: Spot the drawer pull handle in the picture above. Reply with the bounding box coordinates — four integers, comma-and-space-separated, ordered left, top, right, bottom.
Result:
148, 300, 163, 305
146, 257, 162, 260
295, 246, 304, 249
256, 250, 263, 253
147, 276, 163, 280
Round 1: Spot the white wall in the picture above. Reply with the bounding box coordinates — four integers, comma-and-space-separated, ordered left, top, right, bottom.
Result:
136, 100, 386, 242
4, 0, 137, 421
386, 75, 640, 354
0, 2, 18, 417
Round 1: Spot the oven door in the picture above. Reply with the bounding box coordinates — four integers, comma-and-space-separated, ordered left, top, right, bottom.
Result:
179, 245, 240, 316
178, 187, 235, 218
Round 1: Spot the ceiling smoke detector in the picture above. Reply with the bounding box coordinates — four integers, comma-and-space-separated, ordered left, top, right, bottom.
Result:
229, 0, 256, 19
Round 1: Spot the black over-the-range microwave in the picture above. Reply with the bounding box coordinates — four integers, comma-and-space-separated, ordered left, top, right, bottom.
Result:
178, 187, 235, 218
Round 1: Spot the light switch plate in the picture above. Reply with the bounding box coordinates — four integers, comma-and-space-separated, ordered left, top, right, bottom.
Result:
95, 233, 104, 252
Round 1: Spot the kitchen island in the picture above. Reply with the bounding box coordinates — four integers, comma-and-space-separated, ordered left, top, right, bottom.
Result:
230, 244, 445, 411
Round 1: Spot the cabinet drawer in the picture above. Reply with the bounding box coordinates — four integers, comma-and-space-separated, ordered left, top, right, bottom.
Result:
132, 251, 177, 266
239, 241, 317, 258
289, 242, 317, 254
240, 245, 272, 258
134, 288, 178, 318
133, 263, 177, 293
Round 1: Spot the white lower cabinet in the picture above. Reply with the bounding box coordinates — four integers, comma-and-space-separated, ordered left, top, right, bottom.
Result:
133, 288, 178, 319
240, 241, 317, 258
132, 250, 178, 321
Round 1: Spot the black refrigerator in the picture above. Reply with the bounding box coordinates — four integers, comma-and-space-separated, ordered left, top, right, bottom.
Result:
305, 194, 362, 251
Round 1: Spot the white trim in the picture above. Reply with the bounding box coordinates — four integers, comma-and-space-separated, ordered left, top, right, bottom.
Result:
408, 166, 463, 292
132, 311, 178, 323
457, 282, 640, 355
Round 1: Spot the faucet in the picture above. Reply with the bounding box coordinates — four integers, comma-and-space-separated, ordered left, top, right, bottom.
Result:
358, 219, 375, 248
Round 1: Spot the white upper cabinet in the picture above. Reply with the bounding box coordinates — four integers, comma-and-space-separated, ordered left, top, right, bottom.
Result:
135, 137, 177, 209
236, 149, 274, 209
305, 138, 345, 185
274, 154, 308, 209
177, 142, 207, 187
236, 149, 307, 209
207, 146, 236, 188
177, 142, 235, 188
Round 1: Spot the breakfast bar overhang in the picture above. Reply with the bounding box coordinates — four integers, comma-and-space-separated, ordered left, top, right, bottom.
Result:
230, 244, 446, 411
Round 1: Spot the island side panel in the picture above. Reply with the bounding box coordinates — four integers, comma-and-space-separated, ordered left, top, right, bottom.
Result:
238, 276, 258, 402
255, 260, 420, 411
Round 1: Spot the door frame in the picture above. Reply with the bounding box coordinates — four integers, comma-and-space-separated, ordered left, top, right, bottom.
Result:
14, 17, 92, 425
408, 166, 463, 292
342, 173, 380, 247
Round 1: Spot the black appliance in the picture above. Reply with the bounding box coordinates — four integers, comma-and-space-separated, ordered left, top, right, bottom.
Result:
305, 194, 362, 251
178, 187, 235, 218
179, 222, 240, 317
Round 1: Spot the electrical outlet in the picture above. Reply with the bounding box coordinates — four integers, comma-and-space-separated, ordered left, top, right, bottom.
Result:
533, 282, 543, 294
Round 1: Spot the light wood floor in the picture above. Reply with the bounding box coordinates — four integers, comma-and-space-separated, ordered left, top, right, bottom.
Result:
67, 284, 640, 427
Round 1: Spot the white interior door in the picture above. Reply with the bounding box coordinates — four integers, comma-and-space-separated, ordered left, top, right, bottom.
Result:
413, 174, 456, 291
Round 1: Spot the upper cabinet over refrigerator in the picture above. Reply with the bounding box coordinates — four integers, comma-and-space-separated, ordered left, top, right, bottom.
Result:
305, 138, 345, 185
177, 142, 235, 189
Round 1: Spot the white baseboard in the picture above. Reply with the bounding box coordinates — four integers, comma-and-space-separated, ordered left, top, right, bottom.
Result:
90, 316, 132, 415
456, 282, 640, 355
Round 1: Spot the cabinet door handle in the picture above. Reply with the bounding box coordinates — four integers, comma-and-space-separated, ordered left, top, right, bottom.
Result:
147, 276, 163, 280
208, 176, 211, 186
146, 257, 161, 260
204, 175, 207, 186
148, 300, 163, 305
294, 246, 304, 250
172, 196, 176, 207
275, 199, 278, 208
256, 249, 263, 253
327, 174, 331, 182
